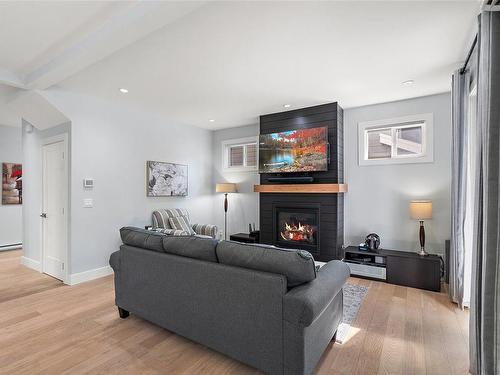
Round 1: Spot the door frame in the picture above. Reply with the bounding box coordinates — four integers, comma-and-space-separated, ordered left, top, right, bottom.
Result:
41, 133, 69, 284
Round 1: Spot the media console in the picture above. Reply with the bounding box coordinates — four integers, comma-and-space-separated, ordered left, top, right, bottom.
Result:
344, 246, 442, 292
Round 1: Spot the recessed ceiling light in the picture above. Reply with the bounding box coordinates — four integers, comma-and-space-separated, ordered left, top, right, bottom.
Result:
402, 80, 414, 86
209, 119, 215, 122
283, 104, 291, 108
119, 88, 129, 93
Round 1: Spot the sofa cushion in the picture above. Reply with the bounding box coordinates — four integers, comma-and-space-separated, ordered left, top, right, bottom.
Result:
168, 216, 196, 235
162, 236, 218, 263
120, 227, 165, 252
216, 241, 316, 287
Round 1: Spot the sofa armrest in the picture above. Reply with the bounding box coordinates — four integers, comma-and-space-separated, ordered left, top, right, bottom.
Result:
192, 224, 218, 239
109, 250, 121, 271
283, 260, 349, 327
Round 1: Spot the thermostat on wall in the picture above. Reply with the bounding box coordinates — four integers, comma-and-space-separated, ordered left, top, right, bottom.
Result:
83, 178, 94, 189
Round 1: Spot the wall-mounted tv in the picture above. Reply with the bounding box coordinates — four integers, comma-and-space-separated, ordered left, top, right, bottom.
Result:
259, 126, 329, 173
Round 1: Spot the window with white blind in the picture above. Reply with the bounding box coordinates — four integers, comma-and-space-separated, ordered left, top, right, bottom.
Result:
222, 137, 258, 171
358, 113, 434, 166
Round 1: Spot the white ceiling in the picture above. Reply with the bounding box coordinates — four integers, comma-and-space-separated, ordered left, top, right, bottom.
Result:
0, 1, 480, 129
0, 1, 130, 77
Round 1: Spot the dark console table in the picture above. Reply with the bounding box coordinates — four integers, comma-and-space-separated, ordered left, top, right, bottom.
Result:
229, 233, 259, 244
344, 246, 441, 292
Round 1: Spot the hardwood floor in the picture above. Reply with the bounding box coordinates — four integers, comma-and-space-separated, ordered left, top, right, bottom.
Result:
0, 250, 469, 375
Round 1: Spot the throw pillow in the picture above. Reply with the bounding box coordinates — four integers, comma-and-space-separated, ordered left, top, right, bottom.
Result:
168, 216, 195, 235
153, 228, 190, 236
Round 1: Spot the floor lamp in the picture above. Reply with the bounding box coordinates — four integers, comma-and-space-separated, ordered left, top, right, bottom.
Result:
216, 183, 237, 240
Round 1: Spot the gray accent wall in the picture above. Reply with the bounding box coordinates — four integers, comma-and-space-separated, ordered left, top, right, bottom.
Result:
212, 124, 259, 236
344, 93, 452, 254
0, 124, 22, 248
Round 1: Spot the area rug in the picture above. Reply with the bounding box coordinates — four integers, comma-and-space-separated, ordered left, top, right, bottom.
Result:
335, 283, 369, 344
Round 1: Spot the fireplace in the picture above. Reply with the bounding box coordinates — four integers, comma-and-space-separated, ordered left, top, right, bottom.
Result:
258, 101, 345, 262
275, 207, 319, 252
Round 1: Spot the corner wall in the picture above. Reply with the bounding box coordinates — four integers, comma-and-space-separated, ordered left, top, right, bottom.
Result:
344, 93, 451, 254
0, 124, 22, 248
212, 124, 259, 236
44, 89, 214, 274
211, 93, 452, 255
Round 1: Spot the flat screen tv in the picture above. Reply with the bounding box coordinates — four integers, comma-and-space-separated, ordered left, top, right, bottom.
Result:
259, 126, 329, 173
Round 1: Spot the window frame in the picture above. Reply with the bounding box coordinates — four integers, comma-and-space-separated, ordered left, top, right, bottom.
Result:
358, 113, 434, 166
222, 136, 258, 172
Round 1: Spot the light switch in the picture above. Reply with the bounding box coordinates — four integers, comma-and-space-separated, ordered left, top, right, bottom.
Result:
83, 198, 93, 208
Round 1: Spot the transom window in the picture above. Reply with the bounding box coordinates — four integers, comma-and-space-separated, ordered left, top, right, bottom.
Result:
222, 137, 258, 171
358, 114, 433, 166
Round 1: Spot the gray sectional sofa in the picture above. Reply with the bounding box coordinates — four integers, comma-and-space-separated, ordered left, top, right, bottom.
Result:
109, 227, 349, 375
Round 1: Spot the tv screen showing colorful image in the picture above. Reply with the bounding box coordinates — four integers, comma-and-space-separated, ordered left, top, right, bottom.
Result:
259, 126, 329, 173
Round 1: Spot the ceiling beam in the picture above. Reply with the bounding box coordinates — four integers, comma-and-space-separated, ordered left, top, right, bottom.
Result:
25, 1, 205, 90
7, 90, 69, 130
0, 67, 26, 89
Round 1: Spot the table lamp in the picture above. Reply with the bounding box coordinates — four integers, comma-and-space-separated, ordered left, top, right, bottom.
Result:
216, 183, 237, 240
409, 200, 432, 256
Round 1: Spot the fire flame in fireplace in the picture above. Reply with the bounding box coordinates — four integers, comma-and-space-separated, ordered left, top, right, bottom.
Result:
280, 221, 316, 243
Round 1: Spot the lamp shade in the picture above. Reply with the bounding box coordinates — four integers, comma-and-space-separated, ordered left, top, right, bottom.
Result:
409, 200, 432, 220
216, 183, 237, 193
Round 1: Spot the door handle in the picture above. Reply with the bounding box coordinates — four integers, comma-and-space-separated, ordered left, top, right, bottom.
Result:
40, 213, 47, 218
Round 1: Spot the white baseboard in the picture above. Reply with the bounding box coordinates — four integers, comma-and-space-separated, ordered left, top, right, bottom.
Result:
0, 243, 22, 251
69, 266, 113, 285
21, 256, 41, 272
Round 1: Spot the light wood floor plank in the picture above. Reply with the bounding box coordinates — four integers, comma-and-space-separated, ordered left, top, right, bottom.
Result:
0, 250, 469, 375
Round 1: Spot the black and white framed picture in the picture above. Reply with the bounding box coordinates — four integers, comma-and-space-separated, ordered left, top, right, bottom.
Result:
146, 161, 188, 197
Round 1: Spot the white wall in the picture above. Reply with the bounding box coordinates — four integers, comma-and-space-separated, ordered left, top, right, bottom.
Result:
22, 120, 71, 266
0, 124, 22, 247
344, 93, 451, 254
44, 89, 214, 274
212, 124, 259, 237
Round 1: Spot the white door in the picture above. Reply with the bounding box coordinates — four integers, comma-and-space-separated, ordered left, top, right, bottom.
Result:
42, 140, 67, 281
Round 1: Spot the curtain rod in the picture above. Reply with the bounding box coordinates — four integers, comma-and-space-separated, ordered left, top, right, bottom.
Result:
460, 34, 478, 74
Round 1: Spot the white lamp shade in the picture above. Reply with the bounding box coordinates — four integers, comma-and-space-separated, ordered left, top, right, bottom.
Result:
216, 183, 237, 193
409, 200, 432, 220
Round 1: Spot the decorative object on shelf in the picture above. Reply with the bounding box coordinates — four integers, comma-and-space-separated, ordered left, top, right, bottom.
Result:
249, 229, 260, 243
409, 200, 433, 256
2, 163, 22, 205
364, 233, 380, 251
146, 161, 188, 197
216, 183, 237, 240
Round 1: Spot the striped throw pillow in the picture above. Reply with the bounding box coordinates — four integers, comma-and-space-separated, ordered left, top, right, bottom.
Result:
192, 224, 218, 239
168, 216, 195, 235
152, 208, 190, 229
153, 228, 190, 236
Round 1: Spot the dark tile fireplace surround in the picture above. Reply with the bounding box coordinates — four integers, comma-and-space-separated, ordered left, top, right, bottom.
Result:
258, 103, 345, 262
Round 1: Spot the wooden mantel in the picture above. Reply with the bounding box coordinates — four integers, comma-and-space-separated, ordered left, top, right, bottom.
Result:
253, 183, 348, 194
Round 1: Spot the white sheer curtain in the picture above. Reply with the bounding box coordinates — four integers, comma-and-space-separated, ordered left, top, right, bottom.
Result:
450, 69, 470, 308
